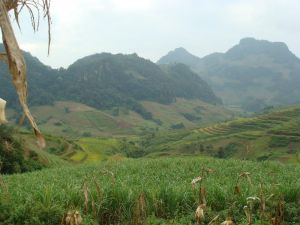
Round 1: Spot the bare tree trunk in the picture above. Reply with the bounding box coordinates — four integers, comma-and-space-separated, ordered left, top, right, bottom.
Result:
0, 0, 45, 148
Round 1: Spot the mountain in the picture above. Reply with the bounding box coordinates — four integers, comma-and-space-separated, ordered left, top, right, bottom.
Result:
158, 38, 300, 111
157, 47, 201, 67
56, 53, 221, 118
0, 47, 221, 121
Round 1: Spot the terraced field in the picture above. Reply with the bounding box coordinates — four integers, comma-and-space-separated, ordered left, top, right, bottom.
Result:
196, 107, 300, 136
141, 105, 300, 162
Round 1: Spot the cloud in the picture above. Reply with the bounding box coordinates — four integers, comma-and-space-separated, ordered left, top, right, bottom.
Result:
7, 0, 300, 68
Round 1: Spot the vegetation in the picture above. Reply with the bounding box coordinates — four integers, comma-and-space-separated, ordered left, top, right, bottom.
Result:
0, 125, 43, 174
130, 105, 300, 162
7, 100, 231, 138
1, 157, 299, 224
1, 2, 299, 225
1, 93, 300, 225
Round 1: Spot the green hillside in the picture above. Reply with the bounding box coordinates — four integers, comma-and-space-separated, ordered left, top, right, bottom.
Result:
5, 103, 300, 169
2, 98, 232, 168
1, 157, 299, 224
5, 100, 232, 138
134, 105, 300, 163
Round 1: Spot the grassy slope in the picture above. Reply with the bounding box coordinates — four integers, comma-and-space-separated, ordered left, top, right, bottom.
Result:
17, 131, 126, 165
141, 105, 300, 163
23, 100, 233, 138
18, 132, 78, 167
1, 157, 300, 224
142, 98, 233, 128
30, 101, 126, 137
5, 99, 232, 164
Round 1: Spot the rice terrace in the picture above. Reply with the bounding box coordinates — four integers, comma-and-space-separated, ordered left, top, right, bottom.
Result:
0, 0, 300, 225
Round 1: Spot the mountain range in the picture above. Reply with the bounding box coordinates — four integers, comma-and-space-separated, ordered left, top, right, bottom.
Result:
158, 37, 300, 111
1, 37, 299, 121
0, 46, 220, 120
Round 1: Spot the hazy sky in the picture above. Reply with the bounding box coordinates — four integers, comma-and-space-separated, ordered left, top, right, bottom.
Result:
10, 0, 300, 68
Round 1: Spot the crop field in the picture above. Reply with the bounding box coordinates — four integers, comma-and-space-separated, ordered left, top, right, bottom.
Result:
1, 157, 300, 225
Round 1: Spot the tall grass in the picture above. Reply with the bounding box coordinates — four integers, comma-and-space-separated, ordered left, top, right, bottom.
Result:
1, 157, 299, 224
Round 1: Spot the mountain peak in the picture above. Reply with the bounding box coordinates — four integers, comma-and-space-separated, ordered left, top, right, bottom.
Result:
225, 37, 299, 63
172, 47, 190, 54
157, 47, 201, 66
239, 37, 289, 50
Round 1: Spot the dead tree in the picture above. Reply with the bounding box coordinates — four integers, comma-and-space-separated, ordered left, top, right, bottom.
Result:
0, 0, 51, 148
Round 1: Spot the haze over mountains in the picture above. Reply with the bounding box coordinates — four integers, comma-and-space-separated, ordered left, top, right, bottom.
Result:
158, 38, 300, 111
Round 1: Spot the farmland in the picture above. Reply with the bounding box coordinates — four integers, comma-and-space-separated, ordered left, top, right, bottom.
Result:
2, 105, 300, 224
1, 157, 300, 224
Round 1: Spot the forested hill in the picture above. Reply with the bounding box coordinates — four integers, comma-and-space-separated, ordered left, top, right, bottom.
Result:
158, 38, 300, 111
0, 47, 221, 119
0, 45, 59, 108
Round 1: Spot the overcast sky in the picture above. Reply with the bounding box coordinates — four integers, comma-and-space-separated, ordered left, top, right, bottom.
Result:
10, 0, 300, 68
